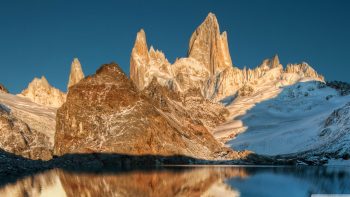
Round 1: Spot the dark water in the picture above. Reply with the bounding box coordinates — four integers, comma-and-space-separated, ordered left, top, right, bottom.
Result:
1, 166, 349, 197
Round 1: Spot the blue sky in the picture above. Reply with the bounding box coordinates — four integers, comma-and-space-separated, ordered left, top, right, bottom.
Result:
0, 0, 349, 93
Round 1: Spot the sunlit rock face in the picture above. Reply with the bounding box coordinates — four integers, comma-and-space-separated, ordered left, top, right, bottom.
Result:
54, 63, 235, 160
18, 76, 66, 108
188, 12, 232, 75
284, 62, 324, 82
130, 29, 172, 90
0, 104, 52, 160
130, 13, 232, 93
142, 78, 229, 132
67, 58, 85, 91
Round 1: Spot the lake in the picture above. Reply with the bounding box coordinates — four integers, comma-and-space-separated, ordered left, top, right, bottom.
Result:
1, 165, 349, 197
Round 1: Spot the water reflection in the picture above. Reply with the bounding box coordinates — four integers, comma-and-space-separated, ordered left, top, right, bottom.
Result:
1, 166, 349, 197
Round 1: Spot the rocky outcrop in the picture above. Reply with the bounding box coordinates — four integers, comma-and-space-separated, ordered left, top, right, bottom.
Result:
143, 78, 229, 131
54, 63, 237, 160
18, 76, 66, 108
327, 81, 350, 96
204, 55, 284, 100
0, 83, 9, 93
130, 29, 172, 90
284, 62, 324, 82
67, 58, 85, 91
188, 12, 232, 75
0, 104, 52, 160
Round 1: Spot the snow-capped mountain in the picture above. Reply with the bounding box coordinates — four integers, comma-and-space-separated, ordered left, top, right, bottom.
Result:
129, 12, 349, 164
0, 12, 348, 165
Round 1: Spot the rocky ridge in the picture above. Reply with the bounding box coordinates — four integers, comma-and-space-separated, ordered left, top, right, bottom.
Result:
18, 76, 66, 108
54, 63, 240, 160
130, 13, 324, 102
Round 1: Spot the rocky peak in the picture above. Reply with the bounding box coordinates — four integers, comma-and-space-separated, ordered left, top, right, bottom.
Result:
67, 58, 85, 91
188, 12, 233, 75
18, 76, 66, 108
285, 62, 324, 81
55, 62, 236, 160
0, 83, 9, 93
130, 29, 172, 90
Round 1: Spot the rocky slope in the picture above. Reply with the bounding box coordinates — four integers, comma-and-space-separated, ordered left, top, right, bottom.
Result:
0, 103, 52, 160
67, 58, 85, 91
54, 63, 239, 160
224, 80, 350, 164
18, 76, 66, 108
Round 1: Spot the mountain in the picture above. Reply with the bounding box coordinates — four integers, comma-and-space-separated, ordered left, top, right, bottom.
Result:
188, 12, 232, 75
54, 63, 240, 160
130, 13, 232, 93
67, 58, 85, 91
17, 76, 66, 108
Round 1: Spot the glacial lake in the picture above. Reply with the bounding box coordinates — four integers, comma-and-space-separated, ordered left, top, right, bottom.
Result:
1, 165, 349, 197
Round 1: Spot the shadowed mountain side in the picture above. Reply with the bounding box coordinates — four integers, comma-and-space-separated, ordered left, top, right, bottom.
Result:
226, 80, 350, 164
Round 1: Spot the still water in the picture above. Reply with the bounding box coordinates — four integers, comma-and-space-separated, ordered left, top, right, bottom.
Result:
1, 166, 349, 197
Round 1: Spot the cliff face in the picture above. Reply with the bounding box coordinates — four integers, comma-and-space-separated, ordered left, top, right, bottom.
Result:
54, 63, 236, 160
188, 12, 232, 75
18, 76, 66, 108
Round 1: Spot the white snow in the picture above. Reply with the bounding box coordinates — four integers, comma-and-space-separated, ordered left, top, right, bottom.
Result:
215, 79, 350, 156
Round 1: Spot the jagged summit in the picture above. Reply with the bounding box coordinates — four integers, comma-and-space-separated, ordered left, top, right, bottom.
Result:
130, 29, 172, 90
18, 76, 66, 108
188, 12, 233, 75
67, 58, 85, 91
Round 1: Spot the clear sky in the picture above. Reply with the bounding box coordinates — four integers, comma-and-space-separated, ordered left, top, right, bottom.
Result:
0, 0, 349, 93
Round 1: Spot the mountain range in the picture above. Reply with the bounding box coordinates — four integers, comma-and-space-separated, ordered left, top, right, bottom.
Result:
0, 13, 349, 166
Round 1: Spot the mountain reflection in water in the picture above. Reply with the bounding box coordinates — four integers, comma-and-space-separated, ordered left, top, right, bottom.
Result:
1, 166, 349, 197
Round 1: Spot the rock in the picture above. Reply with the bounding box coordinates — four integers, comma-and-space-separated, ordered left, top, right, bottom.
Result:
326, 81, 350, 96
130, 29, 172, 90
237, 85, 254, 97
54, 63, 236, 160
18, 76, 66, 108
284, 62, 324, 81
0, 83, 9, 93
188, 13, 232, 75
0, 104, 52, 160
143, 78, 229, 131
67, 58, 85, 91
